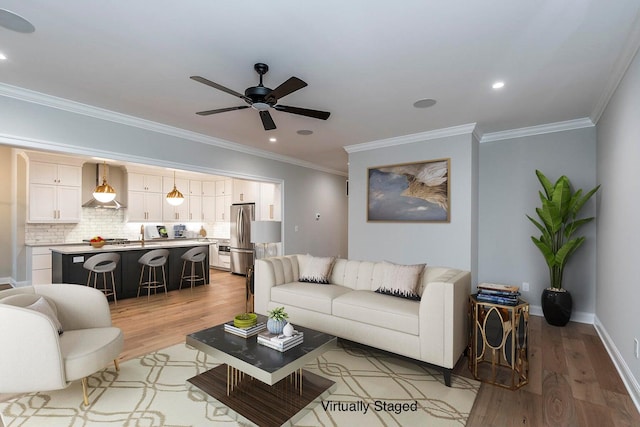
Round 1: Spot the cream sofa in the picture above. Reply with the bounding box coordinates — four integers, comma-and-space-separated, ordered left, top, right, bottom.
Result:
254, 255, 471, 386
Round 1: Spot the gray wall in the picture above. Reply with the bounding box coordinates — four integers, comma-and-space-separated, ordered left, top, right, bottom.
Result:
347, 133, 479, 281
596, 46, 640, 392
0, 94, 348, 278
478, 127, 598, 320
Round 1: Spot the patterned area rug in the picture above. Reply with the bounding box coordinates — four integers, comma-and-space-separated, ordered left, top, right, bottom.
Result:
0, 342, 479, 426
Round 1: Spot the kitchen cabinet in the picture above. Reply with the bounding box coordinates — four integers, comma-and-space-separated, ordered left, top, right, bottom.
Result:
28, 246, 53, 285
202, 181, 216, 197
188, 195, 203, 221
162, 199, 189, 221
128, 191, 163, 222
28, 161, 82, 223
162, 175, 189, 196
232, 179, 259, 204
258, 182, 277, 220
215, 179, 232, 197
202, 194, 216, 222
215, 194, 232, 221
129, 173, 163, 193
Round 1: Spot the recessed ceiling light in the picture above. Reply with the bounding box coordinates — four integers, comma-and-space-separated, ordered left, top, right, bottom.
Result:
0, 9, 36, 33
297, 130, 313, 136
413, 98, 437, 109
0, 52, 6, 60
492, 81, 505, 89
269, 137, 277, 143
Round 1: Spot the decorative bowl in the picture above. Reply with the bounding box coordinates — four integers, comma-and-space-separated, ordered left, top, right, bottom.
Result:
90, 241, 106, 248
234, 313, 257, 329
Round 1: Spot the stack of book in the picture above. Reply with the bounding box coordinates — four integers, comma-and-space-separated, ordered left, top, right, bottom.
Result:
257, 330, 304, 352
223, 321, 266, 338
476, 282, 520, 306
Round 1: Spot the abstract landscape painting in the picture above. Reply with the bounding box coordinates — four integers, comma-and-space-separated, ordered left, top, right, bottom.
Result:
367, 158, 450, 222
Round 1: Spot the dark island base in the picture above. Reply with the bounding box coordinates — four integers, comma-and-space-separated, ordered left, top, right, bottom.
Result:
188, 364, 336, 427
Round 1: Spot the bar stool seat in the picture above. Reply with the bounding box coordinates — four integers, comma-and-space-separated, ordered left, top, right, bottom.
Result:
83, 252, 120, 304
179, 246, 208, 290
137, 249, 169, 299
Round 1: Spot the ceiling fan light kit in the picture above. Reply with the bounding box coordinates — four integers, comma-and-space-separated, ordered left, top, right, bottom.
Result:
191, 63, 330, 131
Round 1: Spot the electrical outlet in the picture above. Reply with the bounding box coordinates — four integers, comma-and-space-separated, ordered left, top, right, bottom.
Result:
522, 282, 530, 292
635, 339, 639, 359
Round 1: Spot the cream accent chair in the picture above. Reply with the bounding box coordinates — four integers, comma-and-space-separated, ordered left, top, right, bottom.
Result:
0, 284, 124, 405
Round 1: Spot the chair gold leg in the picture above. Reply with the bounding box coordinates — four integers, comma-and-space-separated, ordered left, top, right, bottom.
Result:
81, 377, 89, 406
114, 358, 120, 371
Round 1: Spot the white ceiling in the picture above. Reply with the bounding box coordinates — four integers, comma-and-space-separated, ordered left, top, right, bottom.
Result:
1, 1, 639, 174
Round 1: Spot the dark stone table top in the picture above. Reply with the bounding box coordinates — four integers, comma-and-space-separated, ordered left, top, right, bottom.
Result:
186, 314, 336, 382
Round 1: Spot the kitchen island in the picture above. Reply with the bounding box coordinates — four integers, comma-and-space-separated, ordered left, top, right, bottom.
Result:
51, 240, 210, 300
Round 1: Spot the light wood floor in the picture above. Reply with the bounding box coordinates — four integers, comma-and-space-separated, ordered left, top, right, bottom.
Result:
4, 271, 638, 427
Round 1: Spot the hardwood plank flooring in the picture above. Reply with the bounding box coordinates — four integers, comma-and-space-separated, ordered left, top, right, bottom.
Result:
455, 315, 640, 426
2, 271, 639, 426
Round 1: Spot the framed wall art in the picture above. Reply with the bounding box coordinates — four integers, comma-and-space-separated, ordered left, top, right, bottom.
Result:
367, 158, 450, 222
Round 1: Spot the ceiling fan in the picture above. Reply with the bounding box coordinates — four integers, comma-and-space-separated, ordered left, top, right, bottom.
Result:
190, 63, 330, 131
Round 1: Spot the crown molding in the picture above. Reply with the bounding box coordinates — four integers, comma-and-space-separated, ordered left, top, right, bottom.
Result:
343, 123, 478, 154
480, 118, 594, 143
590, 10, 640, 124
0, 83, 346, 177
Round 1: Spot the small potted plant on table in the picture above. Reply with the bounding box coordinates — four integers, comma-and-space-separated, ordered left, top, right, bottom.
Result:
526, 170, 599, 326
267, 306, 288, 334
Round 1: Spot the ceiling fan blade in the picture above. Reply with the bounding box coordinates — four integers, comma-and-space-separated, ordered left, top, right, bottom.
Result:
273, 104, 330, 120
259, 110, 276, 130
196, 105, 250, 116
265, 77, 307, 101
190, 76, 251, 102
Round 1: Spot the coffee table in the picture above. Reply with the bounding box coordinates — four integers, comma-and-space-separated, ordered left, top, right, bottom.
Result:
186, 315, 337, 426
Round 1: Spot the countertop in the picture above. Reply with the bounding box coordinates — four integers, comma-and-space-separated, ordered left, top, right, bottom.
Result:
48, 239, 213, 255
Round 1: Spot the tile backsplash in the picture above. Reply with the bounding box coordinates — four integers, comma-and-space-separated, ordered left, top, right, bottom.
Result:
25, 208, 229, 244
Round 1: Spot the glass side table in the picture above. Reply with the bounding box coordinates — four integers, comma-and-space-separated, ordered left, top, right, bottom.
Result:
468, 294, 529, 390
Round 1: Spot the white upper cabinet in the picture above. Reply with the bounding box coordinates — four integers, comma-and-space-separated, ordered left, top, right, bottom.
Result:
28, 159, 82, 223
215, 179, 232, 196
202, 181, 216, 197
129, 173, 163, 193
232, 179, 259, 204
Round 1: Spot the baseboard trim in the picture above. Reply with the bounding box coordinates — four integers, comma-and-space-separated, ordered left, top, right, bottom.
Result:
528, 304, 594, 324
594, 315, 640, 413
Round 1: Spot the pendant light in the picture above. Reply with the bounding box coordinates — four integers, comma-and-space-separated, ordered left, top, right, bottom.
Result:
166, 171, 184, 206
92, 161, 117, 203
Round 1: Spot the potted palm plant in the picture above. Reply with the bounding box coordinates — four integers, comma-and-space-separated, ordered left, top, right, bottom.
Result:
526, 170, 599, 326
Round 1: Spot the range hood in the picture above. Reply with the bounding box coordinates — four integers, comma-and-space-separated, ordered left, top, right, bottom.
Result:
82, 163, 126, 209
82, 198, 125, 209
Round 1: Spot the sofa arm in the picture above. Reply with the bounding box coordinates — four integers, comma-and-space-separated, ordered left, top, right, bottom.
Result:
418, 269, 471, 369
0, 305, 67, 393
35, 284, 112, 330
254, 256, 300, 316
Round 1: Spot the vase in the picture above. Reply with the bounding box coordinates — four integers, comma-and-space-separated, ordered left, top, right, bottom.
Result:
267, 318, 287, 334
541, 288, 572, 326
282, 322, 294, 337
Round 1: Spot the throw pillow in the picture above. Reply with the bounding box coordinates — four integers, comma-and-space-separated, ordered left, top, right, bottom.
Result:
375, 261, 425, 301
26, 297, 64, 335
299, 254, 335, 284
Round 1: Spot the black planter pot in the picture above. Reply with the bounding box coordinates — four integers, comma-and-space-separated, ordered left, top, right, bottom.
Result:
541, 288, 572, 326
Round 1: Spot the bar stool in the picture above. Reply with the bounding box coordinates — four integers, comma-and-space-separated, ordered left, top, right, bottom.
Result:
179, 246, 208, 290
137, 249, 169, 299
83, 252, 120, 305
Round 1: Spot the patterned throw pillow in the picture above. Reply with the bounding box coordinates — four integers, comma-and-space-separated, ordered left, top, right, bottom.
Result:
375, 261, 425, 301
299, 254, 336, 284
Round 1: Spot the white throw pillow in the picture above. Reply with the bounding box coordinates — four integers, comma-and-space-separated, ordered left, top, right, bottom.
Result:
299, 254, 335, 284
26, 297, 64, 335
376, 261, 425, 301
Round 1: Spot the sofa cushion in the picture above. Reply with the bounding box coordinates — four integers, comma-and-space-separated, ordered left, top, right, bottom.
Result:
375, 261, 425, 301
271, 282, 351, 314
332, 290, 420, 335
298, 254, 335, 284
60, 327, 124, 381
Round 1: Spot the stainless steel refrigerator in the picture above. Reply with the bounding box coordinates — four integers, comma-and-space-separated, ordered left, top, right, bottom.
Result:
230, 203, 255, 275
